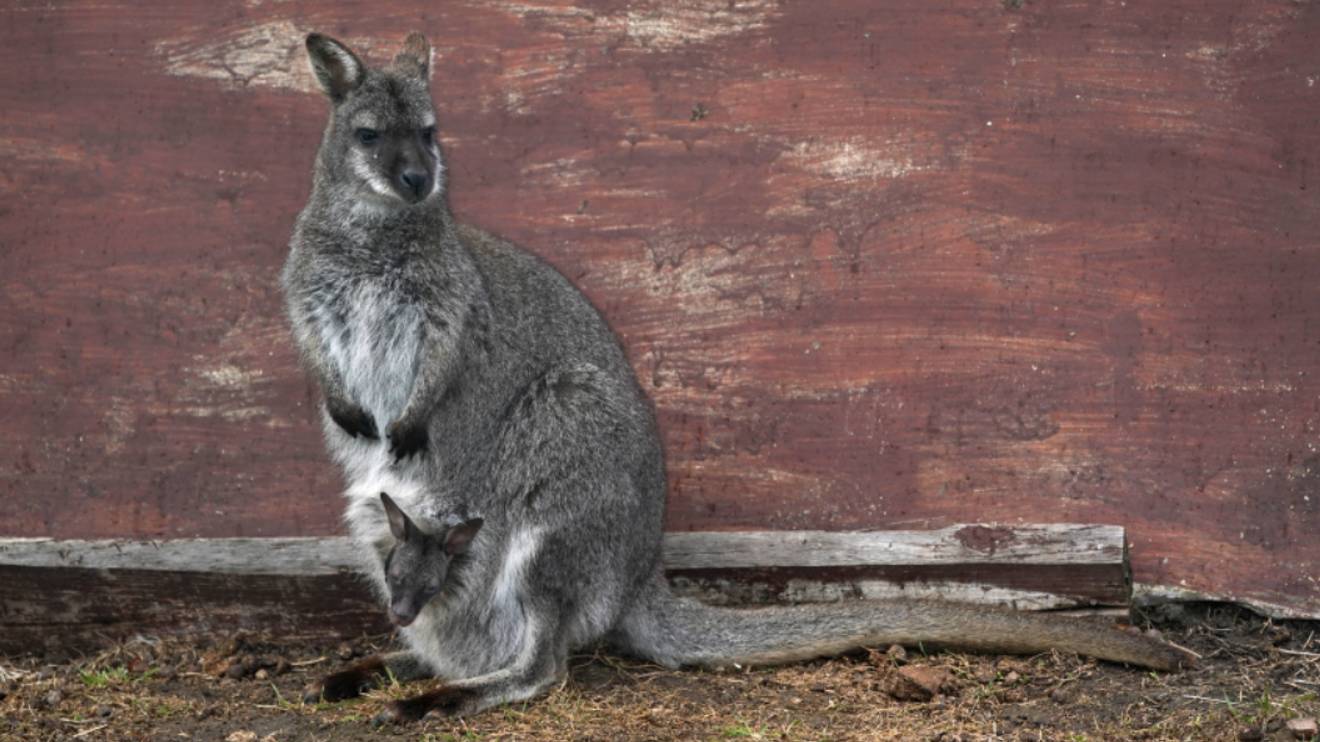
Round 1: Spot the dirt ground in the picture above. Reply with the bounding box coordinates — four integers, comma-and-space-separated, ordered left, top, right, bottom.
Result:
1, 603, 1317, 741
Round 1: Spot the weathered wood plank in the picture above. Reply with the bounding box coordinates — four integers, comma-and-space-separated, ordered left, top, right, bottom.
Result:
0, 526, 1133, 654
0, 565, 388, 657
663, 524, 1124, 569
0, 523, 1122, 574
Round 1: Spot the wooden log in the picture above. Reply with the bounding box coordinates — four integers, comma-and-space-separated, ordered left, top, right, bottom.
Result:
0, 524, 1130, 655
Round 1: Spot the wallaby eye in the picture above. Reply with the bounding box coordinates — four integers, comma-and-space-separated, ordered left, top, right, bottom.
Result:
355, 128, 380, 146
421, 126, 435, 142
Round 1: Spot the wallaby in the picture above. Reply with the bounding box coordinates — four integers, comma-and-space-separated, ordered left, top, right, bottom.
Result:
378, 492, 483, 629
283, 32, 1193, 723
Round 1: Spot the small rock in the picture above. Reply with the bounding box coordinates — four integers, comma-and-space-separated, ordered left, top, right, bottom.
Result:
1287, 718, 1318, 740
225, 732, 258, 742
41, 688, 64, 708
224, 662, 246, 680
95, 704, 113, 718
254, 669, 270, 681
1003, 670, 1020, 685
336, 643, 354, 661
886, 666, 952, 702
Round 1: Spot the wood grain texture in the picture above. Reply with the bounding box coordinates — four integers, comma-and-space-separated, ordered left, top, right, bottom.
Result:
0, 523, 1123, 572
0, 526, 1132, 654
0, 565, 388, 657
0, 2, 1317, 615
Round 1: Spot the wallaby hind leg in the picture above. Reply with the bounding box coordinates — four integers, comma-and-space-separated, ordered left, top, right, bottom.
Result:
303, 650, 431, 703
374, 621, 568, 723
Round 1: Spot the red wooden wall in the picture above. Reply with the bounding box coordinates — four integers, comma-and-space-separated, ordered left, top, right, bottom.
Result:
2, 1, 1318, 616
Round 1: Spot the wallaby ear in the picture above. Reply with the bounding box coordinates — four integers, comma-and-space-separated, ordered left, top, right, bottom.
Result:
380, 492, 414, 542
306, 33, 366, 101
443, 518, 483, 556
392, 32, 432, 80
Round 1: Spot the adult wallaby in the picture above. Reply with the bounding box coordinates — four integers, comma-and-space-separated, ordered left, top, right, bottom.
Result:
283, 32, 1192, 723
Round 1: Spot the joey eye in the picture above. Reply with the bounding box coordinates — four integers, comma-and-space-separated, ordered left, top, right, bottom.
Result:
355, 128, 380, 146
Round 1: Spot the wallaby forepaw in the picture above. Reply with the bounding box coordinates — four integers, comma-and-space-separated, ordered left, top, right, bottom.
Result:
387, 418, 429, 461
327, 398, 378, 440
303, 671, 369, 704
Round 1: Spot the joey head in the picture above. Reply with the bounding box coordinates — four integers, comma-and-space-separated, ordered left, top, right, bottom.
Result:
379, 493, 482, 627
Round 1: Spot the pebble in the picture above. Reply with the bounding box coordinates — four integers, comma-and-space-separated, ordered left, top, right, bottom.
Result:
254, 669, 270, 681
886, 665, 952, 702
1288, 718, 1318, 740
41, 689, 63, 708
336, 643, 355, 661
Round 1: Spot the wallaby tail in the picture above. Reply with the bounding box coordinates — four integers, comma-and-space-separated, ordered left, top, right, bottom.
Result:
612, 574, 1193, 672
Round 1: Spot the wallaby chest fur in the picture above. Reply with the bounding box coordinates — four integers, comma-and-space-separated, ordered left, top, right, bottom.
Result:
284, 32, 1192, 722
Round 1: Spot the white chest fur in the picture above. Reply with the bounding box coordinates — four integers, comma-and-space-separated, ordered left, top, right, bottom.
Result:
315, 281, 423, 430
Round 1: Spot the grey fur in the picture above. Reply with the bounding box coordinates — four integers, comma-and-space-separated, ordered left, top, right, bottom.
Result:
283, 33, 1193, 722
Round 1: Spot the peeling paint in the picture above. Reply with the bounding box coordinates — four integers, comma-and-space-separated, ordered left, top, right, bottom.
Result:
786, 138, 927, 181
156, 20, 314, 92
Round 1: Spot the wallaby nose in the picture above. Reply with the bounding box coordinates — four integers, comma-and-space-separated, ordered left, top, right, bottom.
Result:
389, 605, 416, 627
400, 170, 428, 201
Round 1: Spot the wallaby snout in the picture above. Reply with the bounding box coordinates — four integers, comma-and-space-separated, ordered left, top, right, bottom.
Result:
400, 168, 430, 201
389, 600, 419, 627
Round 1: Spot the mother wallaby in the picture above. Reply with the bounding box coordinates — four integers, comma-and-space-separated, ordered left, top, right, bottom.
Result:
282, 32, 1191, 723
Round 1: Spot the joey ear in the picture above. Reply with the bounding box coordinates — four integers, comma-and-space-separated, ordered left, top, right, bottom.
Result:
443, 518, 483, 556
306, 33, 366, 101
392, 32, 432, 80
380, 492, 414, 542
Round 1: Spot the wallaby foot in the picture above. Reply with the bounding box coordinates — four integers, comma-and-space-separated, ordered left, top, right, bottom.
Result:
303, 650, 429, 704
371, 685, 477, 725
370, 641, 567, 722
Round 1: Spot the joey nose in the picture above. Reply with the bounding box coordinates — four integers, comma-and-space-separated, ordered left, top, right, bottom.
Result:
389, 602, 417, 627
400, 170, 429, 201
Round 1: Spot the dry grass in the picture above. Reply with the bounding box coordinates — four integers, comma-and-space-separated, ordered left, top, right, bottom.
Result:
0, 604, 1316, 741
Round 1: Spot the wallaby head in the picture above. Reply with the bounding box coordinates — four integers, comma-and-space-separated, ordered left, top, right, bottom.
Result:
379, 492, 483, 627
304, 32, 443, 208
